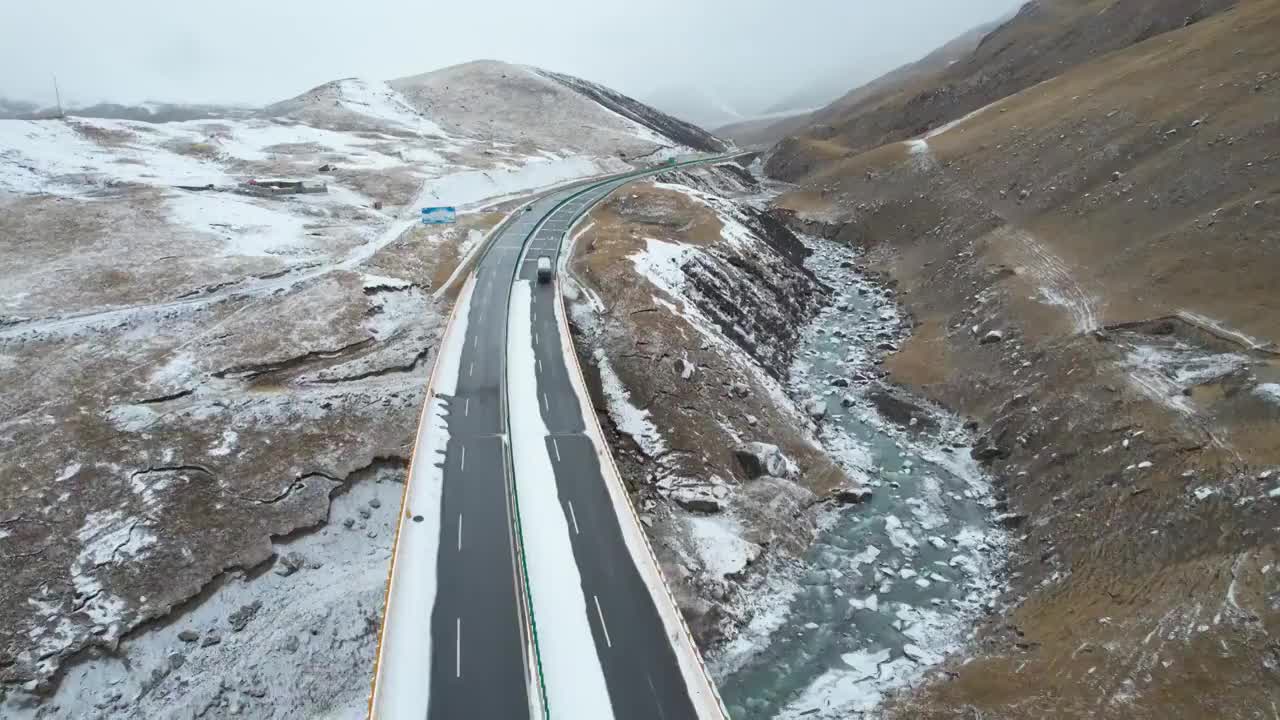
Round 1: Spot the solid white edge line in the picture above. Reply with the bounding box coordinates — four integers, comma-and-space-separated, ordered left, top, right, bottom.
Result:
593, 595, 612, 649
456, 617, 462, 678
567, 501, 580, 535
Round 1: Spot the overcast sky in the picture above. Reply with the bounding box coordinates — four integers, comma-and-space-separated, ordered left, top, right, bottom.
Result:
1, 0, 1023, 113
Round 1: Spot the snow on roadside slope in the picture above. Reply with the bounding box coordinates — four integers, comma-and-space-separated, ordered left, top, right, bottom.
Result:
369, 277, 474, 717
507, 280, 615, 719
593, 346, 666, 456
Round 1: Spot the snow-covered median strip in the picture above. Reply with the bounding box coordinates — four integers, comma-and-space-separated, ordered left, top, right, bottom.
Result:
369, 277, 474, 718
507, 280, 615, 719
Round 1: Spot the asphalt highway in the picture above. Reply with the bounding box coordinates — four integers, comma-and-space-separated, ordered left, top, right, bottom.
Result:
408, 160, 732, 718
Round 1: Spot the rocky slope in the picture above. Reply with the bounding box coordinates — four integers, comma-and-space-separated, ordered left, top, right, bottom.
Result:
762, 0, 1280, 716
564, 161, 855, 644
0, 62, 720, 716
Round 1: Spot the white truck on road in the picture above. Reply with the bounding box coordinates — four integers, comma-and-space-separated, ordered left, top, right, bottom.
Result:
536, 256, 553, 284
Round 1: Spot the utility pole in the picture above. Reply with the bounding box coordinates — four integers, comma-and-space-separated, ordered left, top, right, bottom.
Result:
52, 74, 64, 118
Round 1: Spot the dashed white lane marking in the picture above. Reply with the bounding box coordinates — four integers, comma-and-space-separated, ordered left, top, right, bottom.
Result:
646, 675, 666, 720
567, 500, 579, 535
456, 618, 462, 678
468, 361, 474, 377
464, 397, 470, 416
460, 445, 467, 471
457, 513, 463, 551
534, 331, 539, 346
541, 392, 549, 412
552, 437, 561, 461
593, 595, 613, 648
537, 358, 542, 374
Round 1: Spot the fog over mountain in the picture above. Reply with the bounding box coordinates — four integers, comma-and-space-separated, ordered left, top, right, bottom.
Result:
1, 0, 1021, 116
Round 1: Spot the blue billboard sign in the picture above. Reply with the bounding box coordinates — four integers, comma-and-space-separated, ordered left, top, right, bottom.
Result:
421, 206, 457, 224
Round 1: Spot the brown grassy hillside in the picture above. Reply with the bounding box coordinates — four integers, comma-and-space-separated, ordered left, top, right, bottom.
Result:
719, 16, 1001, 150
771, 0, 1280, 716
767, 0, 1239, 182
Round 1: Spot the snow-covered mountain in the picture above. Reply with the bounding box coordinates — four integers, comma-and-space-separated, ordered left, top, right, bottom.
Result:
268, 60, 726, 159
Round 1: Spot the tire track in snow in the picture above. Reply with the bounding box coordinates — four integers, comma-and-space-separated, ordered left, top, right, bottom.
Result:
1012, 229, 1099, 333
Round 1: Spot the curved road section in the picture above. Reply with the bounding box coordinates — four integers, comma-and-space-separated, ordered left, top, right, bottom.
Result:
370, 159, 737, 719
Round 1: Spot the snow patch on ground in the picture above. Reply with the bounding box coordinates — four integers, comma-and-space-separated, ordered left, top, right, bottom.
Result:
1177, 310, 1274, 351
106, 404, 159, 433
1121, 340, 1250, 415
0, 120, 224, 194
331, 78, 447, 137
685, 514, 759, 579
1254, 383, 1280, 405
629, 236, 696, 297
24, 510, 159, 672
54, 463, 82, 483
166, 192, 309, 257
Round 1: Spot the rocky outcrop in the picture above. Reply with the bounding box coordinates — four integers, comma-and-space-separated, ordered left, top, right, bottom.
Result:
732, 442, 800, 481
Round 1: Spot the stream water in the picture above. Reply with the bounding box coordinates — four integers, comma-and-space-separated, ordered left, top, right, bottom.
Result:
716, 237, 1006, 719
